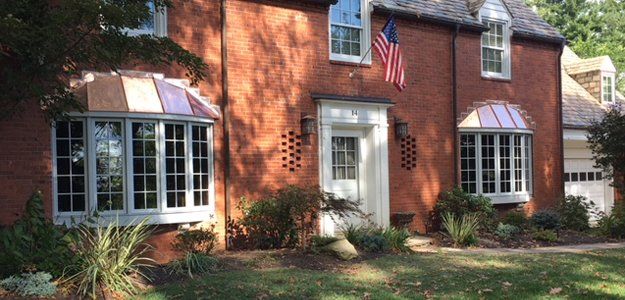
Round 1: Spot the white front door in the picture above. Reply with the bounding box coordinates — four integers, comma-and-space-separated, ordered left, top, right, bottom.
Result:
329, 131, 365, 227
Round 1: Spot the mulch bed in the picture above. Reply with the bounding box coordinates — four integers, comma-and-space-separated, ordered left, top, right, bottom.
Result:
431, 229, 624, 249
145, 248, 391, 287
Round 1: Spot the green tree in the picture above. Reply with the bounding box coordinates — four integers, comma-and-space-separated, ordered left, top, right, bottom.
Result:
527, 0, 625, 92
0, 0, 208, 121
587, 105, 625, 194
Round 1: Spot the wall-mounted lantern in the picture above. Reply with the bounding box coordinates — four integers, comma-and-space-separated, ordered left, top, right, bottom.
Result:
394, 118, 409, 139
300, 113, 317, 135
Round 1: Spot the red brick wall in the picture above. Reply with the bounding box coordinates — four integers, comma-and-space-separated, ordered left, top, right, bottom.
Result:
0, 103, 54, 224
456, 34, 564, 214
0, 0, 563, 254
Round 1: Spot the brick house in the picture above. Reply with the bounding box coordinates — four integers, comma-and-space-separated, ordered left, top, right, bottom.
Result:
0, 0, 565, 260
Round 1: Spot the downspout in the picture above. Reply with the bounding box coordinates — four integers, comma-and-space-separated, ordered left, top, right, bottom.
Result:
221, 0, 231, 247
557, 40, 565, 197
452, 24, 460, 186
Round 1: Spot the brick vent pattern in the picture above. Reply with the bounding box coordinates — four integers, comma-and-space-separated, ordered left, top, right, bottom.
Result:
281, 131, 302, 172
400, 135, 417, 170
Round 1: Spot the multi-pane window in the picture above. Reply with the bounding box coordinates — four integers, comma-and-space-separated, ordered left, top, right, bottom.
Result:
95, 121, 125, 211
126, 1, 167, 37
165, 124, 187, 208
330, 0, 363, 58
53, 118, 214, 218
55, 121, 87, 212
192, 125, 210, 206
481, 21, 509, 77
460, 135, 478, 193
132, 122, 158, 210
481, 134, 496, 194
460, 133, 532, 196
564, 172, 603, 182
602, 75, 614, 103
332, 137, 357, 180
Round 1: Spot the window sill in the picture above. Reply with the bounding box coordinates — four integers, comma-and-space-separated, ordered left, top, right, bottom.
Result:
54, 209, 215, 227
486, 193, 531, 204
481, 74, 511, 82
330, 60, 372, 68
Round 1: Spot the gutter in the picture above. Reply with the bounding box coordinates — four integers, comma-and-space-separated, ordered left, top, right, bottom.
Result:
557, 40, 566, 197
452, 24, 460, 186
375, 6, 489, 33
221, 0, 231, 248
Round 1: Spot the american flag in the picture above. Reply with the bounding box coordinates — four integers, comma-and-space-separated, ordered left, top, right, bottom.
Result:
373, 17, 406, 91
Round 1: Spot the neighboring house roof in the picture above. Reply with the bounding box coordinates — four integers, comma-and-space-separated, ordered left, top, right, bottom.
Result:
562, 72, 606, 128
561, 47, 622, 129
564, 55, 617, 75
370, 0, 565, 42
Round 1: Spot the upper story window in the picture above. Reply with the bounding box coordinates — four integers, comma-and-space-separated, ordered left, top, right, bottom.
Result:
126, 1, 167, 37
479, 0, 511, 79
602, 74, 615, 103
481, 20, 510, 79
329, 0, 371, 64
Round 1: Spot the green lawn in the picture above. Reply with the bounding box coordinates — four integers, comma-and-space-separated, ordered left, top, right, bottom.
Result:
139, 249, 625, 299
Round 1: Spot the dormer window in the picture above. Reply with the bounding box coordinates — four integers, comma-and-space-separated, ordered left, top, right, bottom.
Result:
479, 0, 511, 79
602, 75, 615, 103
329, 0, 371, 64
126, 1, 167, 37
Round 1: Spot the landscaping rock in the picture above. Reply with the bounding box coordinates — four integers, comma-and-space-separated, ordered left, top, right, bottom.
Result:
322, 239, 358, 260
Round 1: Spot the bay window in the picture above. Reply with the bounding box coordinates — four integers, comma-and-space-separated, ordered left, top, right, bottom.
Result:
460, 132, 532, 203
53, 116, 215, 224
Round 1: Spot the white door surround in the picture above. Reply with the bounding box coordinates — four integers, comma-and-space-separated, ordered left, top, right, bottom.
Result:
316, 97, 392, 236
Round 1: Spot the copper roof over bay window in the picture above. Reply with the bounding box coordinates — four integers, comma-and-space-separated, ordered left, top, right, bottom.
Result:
458, 101, 535, 130
70, 71, 220, 119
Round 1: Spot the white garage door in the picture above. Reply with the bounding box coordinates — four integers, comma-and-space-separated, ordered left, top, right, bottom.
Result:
564, 158, 614, 213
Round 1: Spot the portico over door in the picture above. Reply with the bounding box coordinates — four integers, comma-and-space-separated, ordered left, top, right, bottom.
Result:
314, 94, 393, 236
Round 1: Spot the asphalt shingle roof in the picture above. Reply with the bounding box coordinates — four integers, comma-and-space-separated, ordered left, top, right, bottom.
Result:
370, 0, 565, 43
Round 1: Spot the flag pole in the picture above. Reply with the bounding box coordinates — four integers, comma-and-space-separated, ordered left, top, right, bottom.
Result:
348, 14, 394, 78
348, 45, 374, 78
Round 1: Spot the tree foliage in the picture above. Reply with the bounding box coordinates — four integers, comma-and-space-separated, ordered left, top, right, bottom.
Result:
587, 104, 625, 194
0, 0, 208, 121
526, 0, 625, 91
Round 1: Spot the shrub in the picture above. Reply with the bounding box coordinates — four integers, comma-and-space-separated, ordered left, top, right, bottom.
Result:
0, 191, 73, 278
360, 234, 390, 252
0, 272, 57, 297
342, 223, 367, 246
557, 195, 592, 231
227, 185, 362, 250
166, 253, 220, 279
441, 212, 480, 247
532, 229, 558, 242
598, 202, 625, 238
172, 225, 218, 255
494, 223, 520, 240
433, 187, 495, 229
530, 210, 561, 231
501, 211, 527, 228
65, 218, 155, 299
382, 227, 411, 252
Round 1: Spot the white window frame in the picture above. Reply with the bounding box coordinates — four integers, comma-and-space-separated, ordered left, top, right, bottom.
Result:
52, 113, 215, 225
328, 0, 371, 64
602, 74, 615, 103
459, 130, 533, 204
480, 18, 511, 79
125, 1, 168, 37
